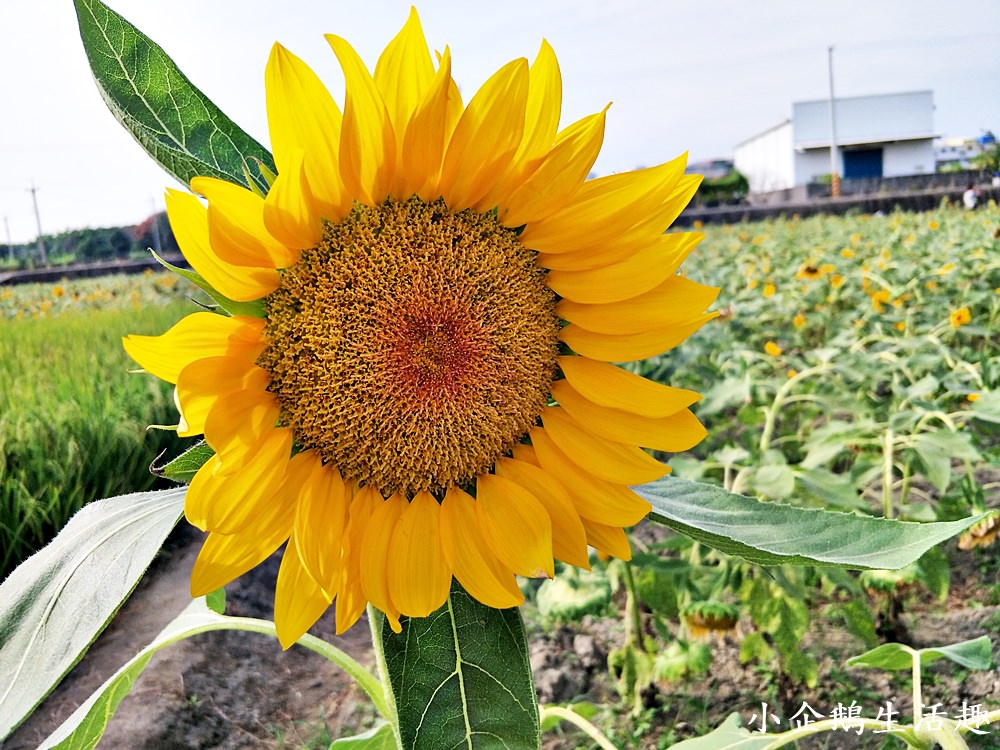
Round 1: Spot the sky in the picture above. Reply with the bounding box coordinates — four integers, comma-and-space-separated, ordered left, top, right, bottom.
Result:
1, 0, 998, 244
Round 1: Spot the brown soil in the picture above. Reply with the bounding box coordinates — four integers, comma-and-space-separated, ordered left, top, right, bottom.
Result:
5, 522, 1000, 750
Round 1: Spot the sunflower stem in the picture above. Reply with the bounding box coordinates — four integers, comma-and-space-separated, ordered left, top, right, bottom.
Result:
367, 604, 403, 749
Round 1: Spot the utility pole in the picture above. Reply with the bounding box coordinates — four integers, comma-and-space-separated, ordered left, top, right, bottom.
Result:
28, 181, 49, 267
827, 46, 840, 198
3, 216, 12, 264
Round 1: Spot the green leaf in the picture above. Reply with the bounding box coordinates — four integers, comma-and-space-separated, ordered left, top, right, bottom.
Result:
666, 713, 777, 749
847, 636, 993, 672
381, 580, 539, 750
150, 250, 266, 318
329, 723, 397, 749
910, 429, 981, 492
0, 488, 186, 740
73, 0, 275, 193
535, 568, 612, 623
206, 587, 226, 615
751, 464, 795, 499
636, 476, 986, 569
38, 598, 386, 749
969, 390, 1000, 424
154, 440, 215, 483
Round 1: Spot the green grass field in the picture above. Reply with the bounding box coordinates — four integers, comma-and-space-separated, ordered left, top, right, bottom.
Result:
0, 272, 196, 578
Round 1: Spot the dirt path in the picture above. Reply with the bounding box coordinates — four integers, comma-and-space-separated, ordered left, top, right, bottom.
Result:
4, 524, 376, 750
6, 522, 999, 749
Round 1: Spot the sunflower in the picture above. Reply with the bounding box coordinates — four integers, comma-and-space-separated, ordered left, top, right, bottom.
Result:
123, 9, 717, 647
949, 307, 972, 328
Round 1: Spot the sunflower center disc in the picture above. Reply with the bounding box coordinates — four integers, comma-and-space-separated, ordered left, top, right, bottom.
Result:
259, 197, 560, 497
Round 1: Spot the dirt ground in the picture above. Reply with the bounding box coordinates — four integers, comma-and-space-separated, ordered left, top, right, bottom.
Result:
5, 521, 1000, 750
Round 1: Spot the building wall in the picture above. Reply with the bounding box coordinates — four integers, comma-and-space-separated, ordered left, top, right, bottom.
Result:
734, 121, 795, 193
793, 91, 934, 147
883, 139, 935, 176
792, 139, 935, 184
794, 149, 835, 186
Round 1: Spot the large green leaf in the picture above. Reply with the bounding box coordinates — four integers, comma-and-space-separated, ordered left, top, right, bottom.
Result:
0, 487, 186, 739
381, 581, 539, 750
847, 636, 993, 672
636, 477, 984, 569
73, 0, 275, 193
38, 598, 386, 750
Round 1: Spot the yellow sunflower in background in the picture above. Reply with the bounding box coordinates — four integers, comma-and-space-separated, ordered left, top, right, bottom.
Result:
124, 8, 717, 647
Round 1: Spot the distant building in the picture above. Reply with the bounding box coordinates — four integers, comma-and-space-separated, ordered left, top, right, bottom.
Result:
935, 132, 995, 170
734, 90, 937, 196
685, 158, 734, 180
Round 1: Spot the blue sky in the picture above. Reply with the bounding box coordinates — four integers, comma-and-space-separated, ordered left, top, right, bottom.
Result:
1, 0, 998, 242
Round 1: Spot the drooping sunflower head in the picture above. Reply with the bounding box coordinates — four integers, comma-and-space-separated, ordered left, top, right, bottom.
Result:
124, 8, 718, 647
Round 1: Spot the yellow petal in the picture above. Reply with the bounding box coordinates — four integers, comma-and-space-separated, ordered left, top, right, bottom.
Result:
275, 535, 332, 649
473, 41, 563, 213
475, 473, 554, 578
440, 487, 523, 608
560, 313, 717, 362
265, 43, 347, 220
292, 455, 348, 599
185, 428, 292, 533
519, 153, 687, 252
557, 275, 720, 334
191, 176, 298, 269
494, 457, 589, 568
401, 48, 458, 201
188, 452, 305, 595
529, 427, 652, 526
175, 357, 264, 437
545, 232, 703, 302
360, 492, 405, 632
202, 372, 281, 466
262, 149, 325, 249
387, 490, 451, 617
326, 34, 397, 206
190, 521, 291, 597
499, 108, 607, 227
123, 313, 265, 384
336, 484, 380, 634
541, 407, 668, 485
165, 189, 279, 301
551, 380, 707, 452
558, 356, 701, 418
374, 7, 434, 158
439, 58, 529, 210
583, 520, 632, 561
515, 39, 562, 166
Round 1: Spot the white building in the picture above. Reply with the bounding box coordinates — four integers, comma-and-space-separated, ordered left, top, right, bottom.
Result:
734, 91, 937, 195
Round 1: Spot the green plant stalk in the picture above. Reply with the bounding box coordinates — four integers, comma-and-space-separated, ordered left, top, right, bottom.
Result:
883, 427, 895, 519
759, 365, 827, 452
538, 706, 618, 750
367, 604, 402, 749
621, 561, 644, 650
912, 650, 923, 725
899, 461, 912, 510
753, 717, 923, 748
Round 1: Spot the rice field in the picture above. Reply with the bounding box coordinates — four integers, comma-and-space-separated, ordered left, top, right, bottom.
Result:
0, 271, 197, 578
